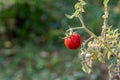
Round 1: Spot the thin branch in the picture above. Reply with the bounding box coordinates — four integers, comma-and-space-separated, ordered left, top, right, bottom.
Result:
78, 14, 85, 27
102, 0, 109, 41
78, 14, 97, 37
83, 36, 94, 46
66, 27, 84, 33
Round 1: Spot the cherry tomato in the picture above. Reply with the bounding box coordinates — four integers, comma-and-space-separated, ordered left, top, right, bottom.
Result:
64, 32, 82, 50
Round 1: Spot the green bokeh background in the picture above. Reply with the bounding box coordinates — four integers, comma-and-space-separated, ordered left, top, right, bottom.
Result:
0, 0, 120, 80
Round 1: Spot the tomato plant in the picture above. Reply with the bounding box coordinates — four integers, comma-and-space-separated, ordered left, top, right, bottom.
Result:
64, 32, 82, 50
64, 0, 120, 80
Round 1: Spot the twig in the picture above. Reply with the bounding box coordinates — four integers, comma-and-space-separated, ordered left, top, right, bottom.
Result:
102, 0, 109, 42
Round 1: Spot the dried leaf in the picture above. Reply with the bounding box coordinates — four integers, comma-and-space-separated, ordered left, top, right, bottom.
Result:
85, 54, 92, 67
107, 51, 112, 60
82, 64, 91, 74
97, 51, 105, 63
91, 53, 97, 60
108, 71, 113, 79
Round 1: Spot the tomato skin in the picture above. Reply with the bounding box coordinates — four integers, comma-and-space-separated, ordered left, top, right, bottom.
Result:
64, 33, 82, 50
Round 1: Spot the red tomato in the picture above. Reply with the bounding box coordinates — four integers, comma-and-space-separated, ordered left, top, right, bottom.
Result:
64, 33, 82, 50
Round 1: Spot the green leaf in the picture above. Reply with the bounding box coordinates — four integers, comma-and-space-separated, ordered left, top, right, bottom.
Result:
118, 42, 120, 47
82, 64, 91, 74
103, 0, 109, 6
80, 0, 87, 6
97, 51, 105, 63
102, 15, 107, 19
81, 8, 85, 12
107, 51, 112, 60
74, 3, 81, 10
74, 1, 86, 13
91, 53, 97, 60
73, 11, 79, 17
65, 14, 75, 19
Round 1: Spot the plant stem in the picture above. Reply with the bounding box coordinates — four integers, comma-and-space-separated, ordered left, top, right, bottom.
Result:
78, 14, 85, 27
102, 0, 109, 41
78, 14, 97, 38
66, 27, 84, 33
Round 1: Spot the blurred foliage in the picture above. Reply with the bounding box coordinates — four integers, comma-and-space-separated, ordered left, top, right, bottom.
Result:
0, 0, 64, 45
0, 0, 120, 80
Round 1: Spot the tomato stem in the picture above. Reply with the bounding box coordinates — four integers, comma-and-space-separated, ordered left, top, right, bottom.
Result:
78, 14, 97, 38
102, 0, 109, 41
66, 27, 84, 33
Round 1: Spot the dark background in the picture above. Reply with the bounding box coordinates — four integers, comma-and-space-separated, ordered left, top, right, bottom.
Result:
0, 0, 120, 80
